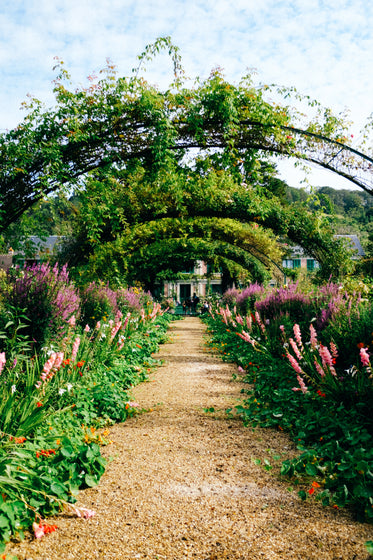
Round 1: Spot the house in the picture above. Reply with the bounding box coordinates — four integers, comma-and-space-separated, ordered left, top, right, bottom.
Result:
163, 261, 223, 302
282, 234, 365, 273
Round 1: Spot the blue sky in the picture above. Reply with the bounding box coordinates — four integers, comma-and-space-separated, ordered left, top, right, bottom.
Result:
0, 0, 372, 189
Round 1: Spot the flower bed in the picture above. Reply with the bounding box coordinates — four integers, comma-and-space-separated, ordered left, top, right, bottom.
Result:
202, 283, 373, 525
0, 265, 173, 555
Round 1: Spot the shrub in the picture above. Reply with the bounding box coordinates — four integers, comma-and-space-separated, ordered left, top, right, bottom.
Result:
235, 283, 265, 314
116, 287, 153, 314
2, 264, 80, 351
80, 282, 119, 329
221, 287, 239, 306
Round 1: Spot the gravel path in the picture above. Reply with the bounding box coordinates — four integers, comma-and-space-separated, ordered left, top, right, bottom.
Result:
8, 317, 372, 559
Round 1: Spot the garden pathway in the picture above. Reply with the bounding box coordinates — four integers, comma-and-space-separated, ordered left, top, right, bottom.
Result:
8, 318, 372, 560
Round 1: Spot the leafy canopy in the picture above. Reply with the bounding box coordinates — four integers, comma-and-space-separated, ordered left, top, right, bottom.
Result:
1, 37, 369, 284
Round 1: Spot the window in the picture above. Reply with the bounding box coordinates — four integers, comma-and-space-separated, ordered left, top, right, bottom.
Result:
307, 259, 315, 271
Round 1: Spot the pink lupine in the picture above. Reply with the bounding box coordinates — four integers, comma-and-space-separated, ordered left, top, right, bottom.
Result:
67, 315, 76, 328
319, 344, 337, 376
84, 324, 90, 333
235, 314, 244, 326
0, 352, 6, 374
236, 330, 256, 346
330, 341, 338, 359
293, 324, 303, 349
110, 320, 122, 342
246, 315, 252, 330
289, 338, 302, 361
292, 374, 308, 394
71, 336, 80, 363
360, 347, 370, 367
314, 359, 326, 378
95, 321, 101, 330
286, 353, 305, 376
309, 324, 318, 349
237, 366, 245, 373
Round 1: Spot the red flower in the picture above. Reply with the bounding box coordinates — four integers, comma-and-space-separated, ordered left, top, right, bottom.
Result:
308, 487, 315, 495
36, 402, 43, 407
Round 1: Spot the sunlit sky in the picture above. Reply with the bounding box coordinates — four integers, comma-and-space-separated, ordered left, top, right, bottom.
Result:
0, 0, 372, 190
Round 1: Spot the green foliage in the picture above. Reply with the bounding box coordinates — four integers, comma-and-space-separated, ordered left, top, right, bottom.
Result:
203, 291, 373, 523
0, 285, 173, 550
0, 38, 368, 288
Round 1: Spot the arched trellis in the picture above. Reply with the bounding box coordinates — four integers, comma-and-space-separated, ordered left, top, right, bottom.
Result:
0, 116, 371, 232
119, 237, 271, 287
117, 216, 283, 274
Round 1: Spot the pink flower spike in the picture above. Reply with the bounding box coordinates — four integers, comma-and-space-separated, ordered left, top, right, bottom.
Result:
289, 338, 302, 360
330, 341, 338, 359
71, 336, 81, 362
67, 315, 76, 328
0, 352, 6, 374
287, 353, 304, 376
309, 324, 318, 349
293, 324, 303, 348
360, 347, 370, 367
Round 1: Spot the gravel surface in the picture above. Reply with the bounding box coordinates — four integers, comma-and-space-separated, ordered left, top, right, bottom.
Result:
7, 317, 372, 559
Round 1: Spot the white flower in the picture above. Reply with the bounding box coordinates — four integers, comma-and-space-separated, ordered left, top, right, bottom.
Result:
67, 383, 73, 392
11, 385, 16, 394
59, 388, 66, 395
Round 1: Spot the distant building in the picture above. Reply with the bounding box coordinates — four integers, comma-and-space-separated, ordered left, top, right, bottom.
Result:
282, 234, 365, 273
163, 261, 222, 302
334, 235, 365, 258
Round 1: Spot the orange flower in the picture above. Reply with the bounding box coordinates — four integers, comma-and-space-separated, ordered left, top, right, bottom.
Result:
311, 481, 321, 488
